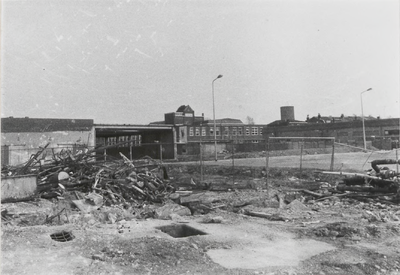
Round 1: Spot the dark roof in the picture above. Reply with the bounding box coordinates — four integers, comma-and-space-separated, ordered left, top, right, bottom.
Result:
176, 105, 194, 113
203, 118, 244, 125
216, 118, 243, 124
1, 117, 94, 133
149, 121, 166, 125
267, 120, 306, 127
265, 117, 399, 132
307, 115, 377, 123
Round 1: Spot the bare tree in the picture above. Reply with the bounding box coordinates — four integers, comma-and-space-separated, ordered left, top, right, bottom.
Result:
246, 116, 255, 125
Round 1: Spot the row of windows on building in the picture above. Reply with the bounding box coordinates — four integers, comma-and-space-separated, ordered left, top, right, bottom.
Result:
337, 129, 397, 137
96, 135, 142, 147
232, 139, 263, 144
189, 126, 263, 137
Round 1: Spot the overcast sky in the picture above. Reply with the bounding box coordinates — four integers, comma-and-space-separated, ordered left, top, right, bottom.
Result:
1, 0, 399, 124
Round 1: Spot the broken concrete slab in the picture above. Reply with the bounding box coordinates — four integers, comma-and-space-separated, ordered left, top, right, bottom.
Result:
285, 199, 310, 212
85, 192, 103, 207
155, 203, 191, 220
72, 200, 99, 213
201, 216, 224, 223
179, 192, 221, 204
263, 199, 280, 209
1, 174, 37, 203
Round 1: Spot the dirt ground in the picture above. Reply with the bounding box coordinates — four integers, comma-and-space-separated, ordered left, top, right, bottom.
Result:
182, 150, 400, 172
2, 152, 400, 275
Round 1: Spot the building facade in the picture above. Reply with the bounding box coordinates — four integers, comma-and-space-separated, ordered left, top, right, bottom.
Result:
264, 116, 399, 150
153, 105, 400, 156
1, 117, 177, 166
1, 117, 95, 166
2, 106, 398, 165
151, 105, 270, 156
94, 124, 176, 160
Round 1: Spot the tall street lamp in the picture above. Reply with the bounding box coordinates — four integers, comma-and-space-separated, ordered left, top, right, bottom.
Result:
361, 88, 372, 151
212, 74, 223, 161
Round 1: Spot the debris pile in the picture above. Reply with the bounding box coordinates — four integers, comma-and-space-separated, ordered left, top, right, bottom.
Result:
321, 159, 400, 203
2, 149, 175, 208
264, 159, 400, 214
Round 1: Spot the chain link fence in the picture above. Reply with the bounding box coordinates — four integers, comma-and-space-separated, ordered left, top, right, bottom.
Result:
167, 139, 400, 189
3, 139, 399, 188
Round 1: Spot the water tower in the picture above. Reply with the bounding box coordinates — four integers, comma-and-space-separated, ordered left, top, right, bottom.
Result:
280, 106, 295, 121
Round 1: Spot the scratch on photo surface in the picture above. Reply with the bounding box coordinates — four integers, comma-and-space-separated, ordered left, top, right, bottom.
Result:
41, 51, 56, 62
82, 24, 92, 35
116, 47, 129, 59
105, 65, 114, 72
33, 62, 43, 69
26, 44, 45, 55
41, 77, 52, 84
107, 36, 119, 46
53, 30, 64, 42
134, 48, 152, 58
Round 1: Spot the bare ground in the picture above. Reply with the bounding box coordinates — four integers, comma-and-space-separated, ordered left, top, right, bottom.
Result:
2, 151, 400, 275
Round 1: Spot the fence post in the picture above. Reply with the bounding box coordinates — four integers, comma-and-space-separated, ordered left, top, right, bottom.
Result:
159, 144, 163, 163
330, 140, 335, 171
200, 142, 204, 182
231, 141, 235, 184
265, 138, 270, 196
396, 142, 398, 176
299, 141, 304, 174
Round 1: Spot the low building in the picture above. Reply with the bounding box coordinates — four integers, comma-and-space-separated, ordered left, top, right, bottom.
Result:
1, 117, 177, 166
153, 105, 400, 155
3, 106, 398, 165
151, 105, 270, 156
94, 124, 176, 160
264, 113, 399, 150
1, 117, 95, 166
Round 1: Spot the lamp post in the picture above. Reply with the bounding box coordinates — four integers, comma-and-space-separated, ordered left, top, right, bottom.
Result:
212, 74, 223, 161
361, 88, 372, 151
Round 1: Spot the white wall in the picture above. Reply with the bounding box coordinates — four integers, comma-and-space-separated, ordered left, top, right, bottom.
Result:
2, 128, 95, 166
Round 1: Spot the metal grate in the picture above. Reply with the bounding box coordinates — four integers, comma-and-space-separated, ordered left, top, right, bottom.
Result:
50, 231, 75, 242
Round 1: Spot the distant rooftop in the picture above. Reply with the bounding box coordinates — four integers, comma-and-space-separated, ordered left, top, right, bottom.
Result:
307, 114, 378, 123
203, 118, 244, 124
176, 105, 194, 113
1, 117, 94, 133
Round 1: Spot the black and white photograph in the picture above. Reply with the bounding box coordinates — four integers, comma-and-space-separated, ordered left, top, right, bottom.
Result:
1, 0, 400, 274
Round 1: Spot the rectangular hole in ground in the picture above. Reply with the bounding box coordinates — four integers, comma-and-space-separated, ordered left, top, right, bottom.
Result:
156, 224, 207, 238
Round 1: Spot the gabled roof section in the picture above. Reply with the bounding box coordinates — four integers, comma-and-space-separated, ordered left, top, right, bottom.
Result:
176, 105, 194, 113
1, 117, 94, 133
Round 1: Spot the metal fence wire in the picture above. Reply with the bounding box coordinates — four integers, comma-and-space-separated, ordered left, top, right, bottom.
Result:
3, 139, 399, 187
170, 138, 400, 190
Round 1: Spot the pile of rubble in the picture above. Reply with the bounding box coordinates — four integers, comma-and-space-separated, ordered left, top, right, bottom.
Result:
2, 146, 400, 227
2, 148, 175, 208
319, 159, 400, 203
